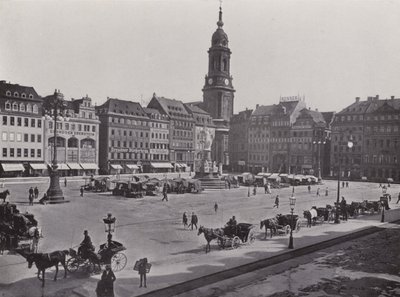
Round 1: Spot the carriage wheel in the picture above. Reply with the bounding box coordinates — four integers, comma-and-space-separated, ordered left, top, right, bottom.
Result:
247, 229, 256, 244
66, 258, 80, 273
284, 225, 291, 235
85, 261, 97, 274
231, 236, 241, 249
111, 253, 127, 272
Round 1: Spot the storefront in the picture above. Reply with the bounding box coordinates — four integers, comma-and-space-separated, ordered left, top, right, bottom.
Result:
29, 163, 48, 177
80, 163, 99, 176
125, 164, 140, 174
0, 163, 25, 177
150, 162, 173, 173
67, 163, 82, 176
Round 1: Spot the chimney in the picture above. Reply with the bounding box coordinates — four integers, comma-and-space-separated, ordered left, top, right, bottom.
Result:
355, 97, 360, 103
391, 96, 395, 99
315, 108, 318, 112
256, 104, 259, 109
375, 95, 379, 100
367, 96, 373, 101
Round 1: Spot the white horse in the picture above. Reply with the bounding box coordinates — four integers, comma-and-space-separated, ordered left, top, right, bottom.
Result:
28, 227, 43, 253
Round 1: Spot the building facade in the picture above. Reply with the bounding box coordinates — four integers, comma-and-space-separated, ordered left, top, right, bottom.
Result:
0, 81, 45, 177
96, 98, 150, 174
43, 94, 100, 176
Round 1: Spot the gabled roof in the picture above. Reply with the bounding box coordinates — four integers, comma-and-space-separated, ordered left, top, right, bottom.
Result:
185, 104, 210, 115
338, 100, 371, 114
96, 98, 148, 117
321, 112, 335, 125
148, 94, 192, 119
0, 81, 40, 99
366, 99, 400, 113
251, 105, 278, 116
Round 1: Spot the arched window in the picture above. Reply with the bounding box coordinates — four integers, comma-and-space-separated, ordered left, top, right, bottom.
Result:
13, 92, 19, 97
48, 136, 65, 147
5, 101, 11, 110
6, 91, 11, 96
223, 58, 228, 71
21, 93, 26, 98
32, 105, 38, 114
81, 138, 95, 149
67, 137, 78, 148
12, 102, 18, 111
19, 103, 25, 112
26, 104, 32, 112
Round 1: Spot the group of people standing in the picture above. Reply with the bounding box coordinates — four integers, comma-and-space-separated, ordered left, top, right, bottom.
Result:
182, 212, 198, 230
28, 187, 39, 206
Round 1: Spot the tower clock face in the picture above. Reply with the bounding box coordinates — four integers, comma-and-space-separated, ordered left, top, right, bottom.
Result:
224, 78, 229, 85
208, 78, 213, 85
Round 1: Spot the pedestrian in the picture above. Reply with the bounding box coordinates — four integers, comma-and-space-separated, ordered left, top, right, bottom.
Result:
273, 195, 279, 208
346, 181, 349, 188
340, 196, 348, 221
396, 192, 400, 204
64, 177, 67, 187
96, 264, 116, 297
162, 184, 168, 201
0, 233, 5, 255
34, 187, 39, 199
325, 187, 328, 196
264, 183, 268, 194
308, 184, 311, 193
214, 202, 218, 213
138, 258, 149, 288
39, 193, 48, 205
80, 187, 84, 197
388, 183, 391, 188
379, 183, 382, 188
182, 212, 188, 228
253, 184, 257, 196
316, 188, 320, 196
227, 180, 231, 190
29, 187, 34, 197
31, 227, 40, 253
29, 193, 34, 206
189, 212, 198, 230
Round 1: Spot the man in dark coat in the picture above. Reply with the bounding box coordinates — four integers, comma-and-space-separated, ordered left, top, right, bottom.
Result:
96, 265, 116, 297
190, 212, 198, 230
34, 187, 39, 199
162, 184, 168, 201
340, 196, 348, 221
138, 258, 148, 288
78, 230, 94, 258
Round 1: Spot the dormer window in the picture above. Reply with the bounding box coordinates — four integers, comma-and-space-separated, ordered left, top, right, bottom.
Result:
13, 92, 19, 97
5, 101, 11, 110
21, 93, 26, 98
28, 94, 33, 99
6, 91, 11, 96
12, 102, 18, 111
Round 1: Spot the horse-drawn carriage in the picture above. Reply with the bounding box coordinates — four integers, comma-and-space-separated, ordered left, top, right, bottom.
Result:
260, 214, 303, 238
112, 181, 145, 198
198, 222, 257, 253
67, 240, 127, 273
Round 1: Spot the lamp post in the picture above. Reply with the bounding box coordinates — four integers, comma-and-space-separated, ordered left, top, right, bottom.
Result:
103, 213, 116, 264
313, 140, 326, 181
46, 90, 68, 204
335, 137, 353, 224
288, 195, 296, 249
381, 200, 385, 222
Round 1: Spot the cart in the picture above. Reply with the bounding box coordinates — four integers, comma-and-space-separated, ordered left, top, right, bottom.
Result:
218, 223, 257, 249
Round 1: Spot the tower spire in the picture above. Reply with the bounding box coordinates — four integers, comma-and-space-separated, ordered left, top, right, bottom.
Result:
217, 0, 224, 28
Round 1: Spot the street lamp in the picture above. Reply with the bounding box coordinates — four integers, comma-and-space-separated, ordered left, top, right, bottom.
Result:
102, 213, 116, 265
335, 137, 353, 224
313, 140, 326, 181
288, 195, 296, 249
381, 200, 385, 222
45, 90, 68, 204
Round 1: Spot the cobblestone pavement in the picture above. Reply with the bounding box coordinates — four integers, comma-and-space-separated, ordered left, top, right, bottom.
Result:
0, 177, 399, 297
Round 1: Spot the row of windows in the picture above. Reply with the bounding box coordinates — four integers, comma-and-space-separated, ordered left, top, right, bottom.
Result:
2, 116, 42, 128
365, 125, 399, 133
151, 132, 168, 139
110, 152, 169, 160
2, 132, 41, 143
111, 129, 148, 138
49, 121, 96, 133
5, 101, 38, 113
363, 155, 398, 164
171, 142, 193, 149
5, 91, 34, 99
337, 114, 400, 122
249, 154, 269, 161
150, 143, 168, 149
111, 140, 149, 149
365, 139, 399, 149
2, 148, 41, 158
173, 130, 192, 138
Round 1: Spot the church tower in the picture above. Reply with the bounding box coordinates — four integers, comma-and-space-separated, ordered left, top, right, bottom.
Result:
202, 5, 235, 122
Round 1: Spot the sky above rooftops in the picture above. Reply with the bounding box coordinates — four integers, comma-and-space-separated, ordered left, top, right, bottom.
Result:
1, 0, 400, 113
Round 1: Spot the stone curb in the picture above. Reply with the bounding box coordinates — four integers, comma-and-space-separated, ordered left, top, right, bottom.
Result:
135, 218, 400, 297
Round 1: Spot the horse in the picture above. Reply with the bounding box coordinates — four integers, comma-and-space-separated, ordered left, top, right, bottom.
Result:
260, 218, 278, 239
197, 226, 224, 253
26, 250, 69, 287
303, 210, 312, 227
0, 189, 10, 203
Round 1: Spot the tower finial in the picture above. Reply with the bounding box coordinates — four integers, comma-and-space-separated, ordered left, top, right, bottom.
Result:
217, 0, 224, 28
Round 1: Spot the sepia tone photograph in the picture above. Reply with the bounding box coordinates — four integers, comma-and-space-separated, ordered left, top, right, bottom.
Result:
0, 0, 400, 296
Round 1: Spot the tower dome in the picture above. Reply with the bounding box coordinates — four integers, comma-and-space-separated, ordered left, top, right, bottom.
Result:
211, 6, 229, 47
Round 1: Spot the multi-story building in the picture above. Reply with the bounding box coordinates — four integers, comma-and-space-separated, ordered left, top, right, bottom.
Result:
96, 98, 150, 174
0, 81, 45, 177
185, 104, 216, 173
201, 6, 235, 168
143, 107, 172, 172
331, 95, 400, 182
229, 109, 252, 173
147, 94, 194, 172
43, 93, 100, 176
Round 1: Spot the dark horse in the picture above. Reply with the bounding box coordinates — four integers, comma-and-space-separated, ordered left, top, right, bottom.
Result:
26, 250, 69, 287
303, 210, 312, 227
260, 218, 278, 239
0, 189, 10, 203
197, 226, 224, 253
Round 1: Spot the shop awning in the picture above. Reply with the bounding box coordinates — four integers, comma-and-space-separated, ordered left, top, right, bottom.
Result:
151, 162, 173, 169
30, 163, 48, 170
67, 163, 82, 170
54, 163, 70, 170
110, 164, 123, 170
126, 164, 140, 170
1, 163, 25, 172
176, 163, 187, 168
80, 163, 99, 170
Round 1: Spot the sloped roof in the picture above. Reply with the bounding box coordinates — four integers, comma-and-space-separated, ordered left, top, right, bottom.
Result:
143, 107, 161, 115
321, 112, 335, 125
185, 104, 210, 115
251, 105, 278, 116
96, 98, 148, 117
0, 81, 40, 99
150, 95, 191, 118
365, 99, 400, 113
338, 100, 371, 114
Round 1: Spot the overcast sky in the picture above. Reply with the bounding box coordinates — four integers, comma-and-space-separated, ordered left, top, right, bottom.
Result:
1, 0, 400, 113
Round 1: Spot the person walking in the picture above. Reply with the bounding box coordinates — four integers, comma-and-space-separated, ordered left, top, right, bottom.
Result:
346, 181, 349, 188
182, 212, 188, 228
340, 196, 348, 221
308, 184, 311, 193
325, 187, 329, 196
316, 188, 320, 196
162, 184, 168, 201
273, 195, 279, 208
138, 258, 149, 288
29, 187, 34, 198
34, 187, 39, 199
227, 180, 231, 190
214, 202, 218, 213
64, 177, 67, 187
29, 193, 34, 206
342, 181, 345, 188
31, 227, 40, 253
96, 264, 116, 297
396, 192, 400, 204
80, 187, 84, 197
253, 184, 257, 196
189, 212, 198, 230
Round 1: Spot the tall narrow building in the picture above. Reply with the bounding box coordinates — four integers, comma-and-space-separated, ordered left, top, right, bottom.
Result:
202, 6, 235, 167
